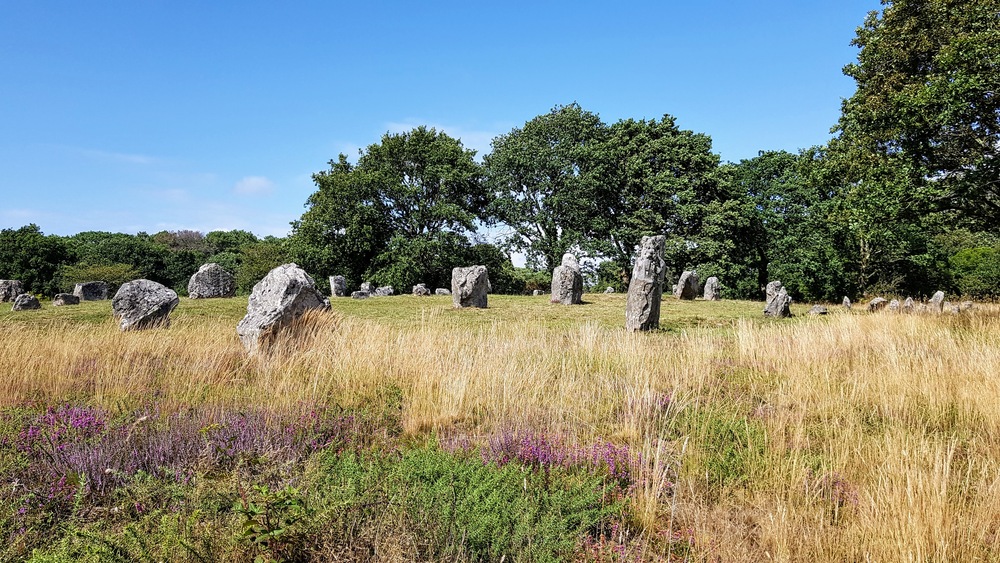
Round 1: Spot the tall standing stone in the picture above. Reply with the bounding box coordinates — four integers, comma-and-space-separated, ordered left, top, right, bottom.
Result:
843, 296, 852, 310
0, 280, 25, 302
930, 290, 946, 313
236, 264, 329, 353
765, 281, 783, 304
625, 235, 666, 331
73, 281, 109, 301
329, 275, 347, 297
187, 263, 236, 299
903, 297, 914, 312
674, 270, 699, 300
703, 277, 720, 301
763, 285, 792, 318
112, 280, 179, 331
551, 253, 583, 305
451, 266, 490, 308
11, 294, 41, 311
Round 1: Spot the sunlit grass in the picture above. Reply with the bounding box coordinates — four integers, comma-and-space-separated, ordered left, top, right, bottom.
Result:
2, 293, 999, 560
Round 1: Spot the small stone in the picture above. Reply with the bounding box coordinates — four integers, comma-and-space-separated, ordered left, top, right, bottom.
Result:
843, 296, 852, 310
867, 297, 888, 312
604, 287, 615, 294
674, 270, 699, 300
626, 235, 666, 331
187, 263, 236, 299
236, 264, 328, 353
112, 280, 179, 330
703, 277, 720, 301
888, 299, 900, 312
412, 284, 431, 296
808, 305, 828, 315
764, 286, 792, 318
329, 276, 347, 297
11, 293, 40, 311
533, 289, 542, 296
930, 290, 945, 313
73, 281, 109, 301
351, 291, 370, 299
0, 280, 24, 302
435, 288, 451, 296
53, 293, 80, 306
903, 297, 914, 312
360, 282, 373, 294
451, 266, 490, 308
374, 286, 394, 297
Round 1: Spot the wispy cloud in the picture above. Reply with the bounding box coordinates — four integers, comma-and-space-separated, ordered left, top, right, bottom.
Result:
76, 148, 160, 165
233, 176, 275, 196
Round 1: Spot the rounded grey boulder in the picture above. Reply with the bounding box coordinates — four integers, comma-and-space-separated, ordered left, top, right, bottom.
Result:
412, 284, 431, 296
74, 281, 109, 301
12, 293, 41, 311
236, 263, 328, 353
187, 263, 236, 299
703, 277, 720, 301
53, 293, 80, 306
452, 266, 489, 308
112, 280, 179, 330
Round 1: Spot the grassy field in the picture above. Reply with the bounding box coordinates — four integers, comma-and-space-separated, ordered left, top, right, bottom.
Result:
2, 294, 999, 561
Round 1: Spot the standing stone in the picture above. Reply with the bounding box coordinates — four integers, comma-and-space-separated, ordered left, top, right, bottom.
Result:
930, 291, 946, 313
360, 282, 373, 294
53, 293, 80, 306
867, 297, 888, 312
551, 253, 583, 305
604, 287, 616, 294
329, 276, 347, 297
236, 264, 328, 353
451, 266, 490, 308
674, 271, 699, 300
412, 283, 431, 296
903, 297, 914, 313
703, 277, 721, 301
625, 235, 666, 331
765, 281, 784, 305
435, 288, 451, 296
808, 305, 828, 315
73, 281, 109, 301
0, 280, 25, 302
888, 299, 900, 312
843, 296, 852, 310
764, 287, 792, 318
11, 294, 41, 311
112, 280, 179, 331
374, 286, 394, 297
187, 263, 236, 299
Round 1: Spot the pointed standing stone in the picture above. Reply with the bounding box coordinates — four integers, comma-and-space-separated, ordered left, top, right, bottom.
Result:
625, 236, 666, 331
236, 264, 328, 353
763, 283, 792, 318
551, 253, 583, 305
903, 297, 914, 312
843, 296, 852, 310
187, 263, 236, 299
674, 271, 699, 300
930, 291, 945, 313
703, 277, 720, 301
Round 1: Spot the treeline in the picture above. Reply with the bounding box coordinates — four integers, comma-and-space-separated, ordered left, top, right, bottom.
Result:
2, 0, 997, 301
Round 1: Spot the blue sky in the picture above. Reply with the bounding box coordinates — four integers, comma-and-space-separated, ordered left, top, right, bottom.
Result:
1, 1, 881, 238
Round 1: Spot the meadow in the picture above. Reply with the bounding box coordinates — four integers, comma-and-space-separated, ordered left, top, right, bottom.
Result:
2, 294, 999, 561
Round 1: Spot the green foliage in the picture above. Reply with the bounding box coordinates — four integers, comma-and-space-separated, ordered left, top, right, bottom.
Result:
485, 103, 608, 271
292, 127, 487, 289
0, 224, 72, 295
951, 246, 1000, 298
205, 229, 259, 254
675, 407, 769, 491
58, 262, 140, 295
836, 0, 1000, 227
234, 484, 311, 562
236, 238, 290, 293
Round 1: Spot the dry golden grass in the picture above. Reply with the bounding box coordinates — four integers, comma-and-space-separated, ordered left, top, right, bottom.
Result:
2, 295, 1000, 561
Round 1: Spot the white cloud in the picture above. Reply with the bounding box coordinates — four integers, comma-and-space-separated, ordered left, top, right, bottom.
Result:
233, 176, 275, 196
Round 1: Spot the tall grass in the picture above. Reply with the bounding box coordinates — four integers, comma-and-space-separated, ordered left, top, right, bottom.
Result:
2, 296, 999, 560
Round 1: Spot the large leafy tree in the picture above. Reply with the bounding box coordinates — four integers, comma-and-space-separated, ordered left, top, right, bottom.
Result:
593, 115, 721, 285
835, 0, 1000, 225
0, 224, 72, 295
292, 126, 488, 289
484, 104, 608, 271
